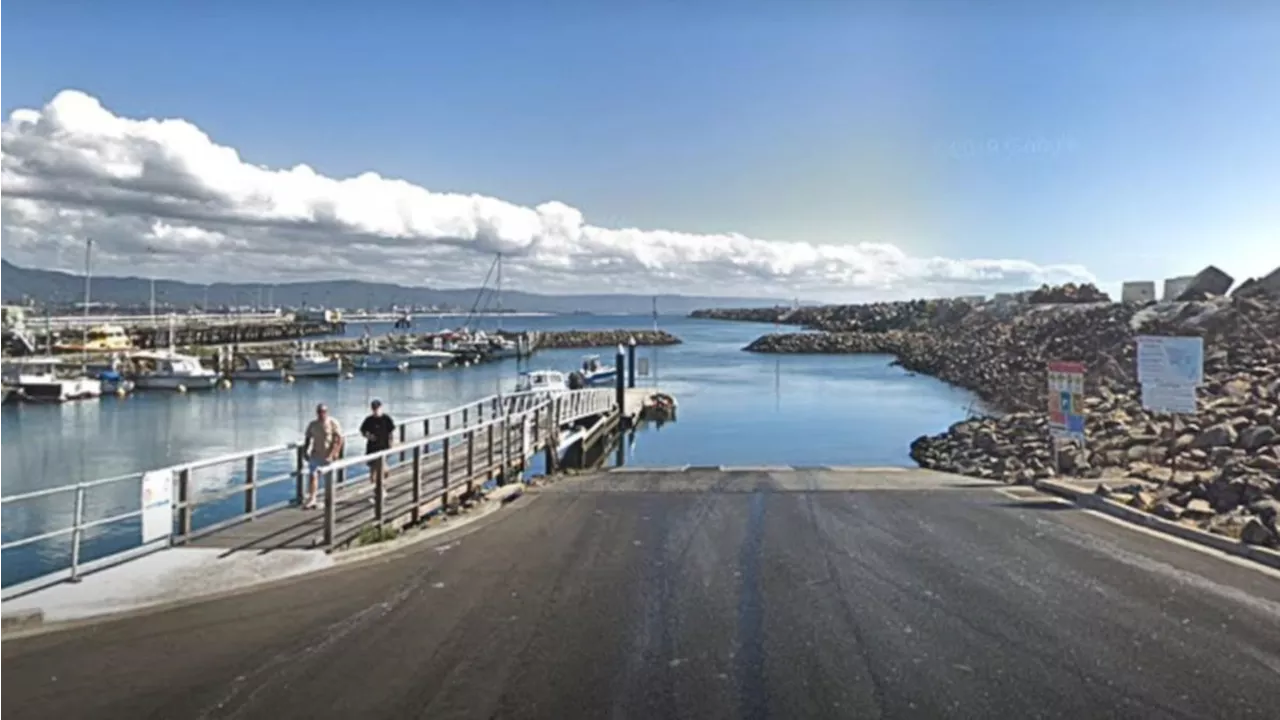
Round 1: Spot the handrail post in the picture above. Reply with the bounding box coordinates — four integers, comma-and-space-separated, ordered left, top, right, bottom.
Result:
294, 446, 305, 504
424, 418, 431, 454
462, 407, 469, 427
336, 446, 346, 487
487, 424, 495, 482
500, 416, 510, 485
177, 468, 192, 540
324, 468, 336, 548
399, 424, 407, 462
521, 414, 530, 465
466, 429, 476, 496
442, 437, 452, 509
69, 485, 87, 582
374, 452, 385, 526
244, 453, 257, 516
411, 446, 423, 523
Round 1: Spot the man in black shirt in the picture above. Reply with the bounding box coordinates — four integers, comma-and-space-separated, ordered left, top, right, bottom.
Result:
360, 399, 396, 500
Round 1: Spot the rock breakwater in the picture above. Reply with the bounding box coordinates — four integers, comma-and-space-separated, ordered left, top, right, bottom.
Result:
534, 330, 682, 350
729, 282, 1280, 546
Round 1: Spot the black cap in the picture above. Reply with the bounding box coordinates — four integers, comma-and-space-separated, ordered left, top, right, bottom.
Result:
371, 398, 382, 408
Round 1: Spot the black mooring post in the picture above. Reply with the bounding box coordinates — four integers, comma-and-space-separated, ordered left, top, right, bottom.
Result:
615, 344, 626, 416
627, 337, 637, 389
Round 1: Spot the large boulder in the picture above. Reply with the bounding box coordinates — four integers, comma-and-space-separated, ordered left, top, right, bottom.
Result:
1175, 265, 1235, 301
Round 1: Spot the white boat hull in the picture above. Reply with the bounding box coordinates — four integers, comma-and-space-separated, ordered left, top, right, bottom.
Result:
134, 374, 220, 391
584, 368, 618, 386
402, 351, 455, 368
14, 377, 103, 402
289, 361, 343, 378
231, 369, 286, 381
356, 356, 410, 372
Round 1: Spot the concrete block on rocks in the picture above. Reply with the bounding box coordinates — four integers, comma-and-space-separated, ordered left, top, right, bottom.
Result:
1121, 281, 1156, 304
1175, 265, 1234, 301
1163, 276, 1195, 301
1232, 266, 1280, 299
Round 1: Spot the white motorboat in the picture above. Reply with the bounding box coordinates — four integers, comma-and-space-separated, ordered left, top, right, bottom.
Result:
289, 348, 343, 378
577, 355, 618, 386
464, 330, 519, 360
396, 348, 456, 368
355, 354, 410, 372
514, 370, 569, 394
130, 350, 220, 391
230, 356, 286, 381
1, 358, 102, 403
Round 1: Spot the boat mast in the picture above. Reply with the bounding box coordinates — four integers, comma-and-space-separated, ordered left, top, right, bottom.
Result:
496, 252, 503, 333
652, 296, 659, 388
82, 238, 93, 369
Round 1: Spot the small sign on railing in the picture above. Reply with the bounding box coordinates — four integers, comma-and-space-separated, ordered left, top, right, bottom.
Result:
141, 470, 174, 544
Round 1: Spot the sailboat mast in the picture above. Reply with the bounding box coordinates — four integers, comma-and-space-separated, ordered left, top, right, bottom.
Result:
82, 238, 94, 368
496, 252, 503, 332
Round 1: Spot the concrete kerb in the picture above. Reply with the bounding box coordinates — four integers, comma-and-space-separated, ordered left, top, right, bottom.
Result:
0, 483, 530, 638
336, 483, 525, 565
1034, 478, 1280, 571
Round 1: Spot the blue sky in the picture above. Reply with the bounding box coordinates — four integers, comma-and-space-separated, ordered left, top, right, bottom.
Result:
3, 0, 1277, 298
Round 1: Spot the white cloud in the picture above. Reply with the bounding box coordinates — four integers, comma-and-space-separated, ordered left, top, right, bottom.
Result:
1, 90, 1098, 298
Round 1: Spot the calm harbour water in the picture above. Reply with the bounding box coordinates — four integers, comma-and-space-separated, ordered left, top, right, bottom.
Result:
1, 315, 980, 587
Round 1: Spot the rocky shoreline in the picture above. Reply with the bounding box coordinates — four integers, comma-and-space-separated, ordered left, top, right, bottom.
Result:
533, 329, 681, 350
716, 271, 1280, 547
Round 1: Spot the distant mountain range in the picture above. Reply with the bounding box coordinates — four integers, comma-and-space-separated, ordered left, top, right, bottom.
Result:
0, 260, 784, 315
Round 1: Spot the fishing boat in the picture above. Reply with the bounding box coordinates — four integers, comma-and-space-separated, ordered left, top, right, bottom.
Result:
514, 369, 569, 394
230, 356, 286, 381
288, 348, 343, 378
1, 357, 102, 403
129, 350, 220, 391
578, 355, 618, 386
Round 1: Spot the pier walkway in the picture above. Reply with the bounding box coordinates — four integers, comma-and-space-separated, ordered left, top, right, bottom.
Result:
1, 387, 655, 601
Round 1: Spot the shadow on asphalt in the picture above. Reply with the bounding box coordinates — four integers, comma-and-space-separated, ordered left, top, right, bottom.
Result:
992, 500, 1078, 512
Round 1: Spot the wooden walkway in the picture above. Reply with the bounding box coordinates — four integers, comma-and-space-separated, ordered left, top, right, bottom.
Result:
179, 388, 662, 555
189, 422, 535, 553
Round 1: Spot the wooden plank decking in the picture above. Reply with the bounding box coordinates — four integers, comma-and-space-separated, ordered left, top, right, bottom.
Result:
182, 388, 659, 555
188, 422, 536, 553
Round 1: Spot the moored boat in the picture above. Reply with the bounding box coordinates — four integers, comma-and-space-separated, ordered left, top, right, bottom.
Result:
129, 350, 220, 391
514, 369, 569, 394
355, 354, 411, 372
230, 356, 286, 381
578, 355, 618, 386
1, 357, 103, 402
288, 348, 343, 378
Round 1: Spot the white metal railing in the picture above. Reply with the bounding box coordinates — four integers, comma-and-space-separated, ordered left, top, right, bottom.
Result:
0, 387, 618, 597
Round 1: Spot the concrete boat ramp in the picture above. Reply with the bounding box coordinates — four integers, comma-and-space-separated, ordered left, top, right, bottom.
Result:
4, 466, 1279, 719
